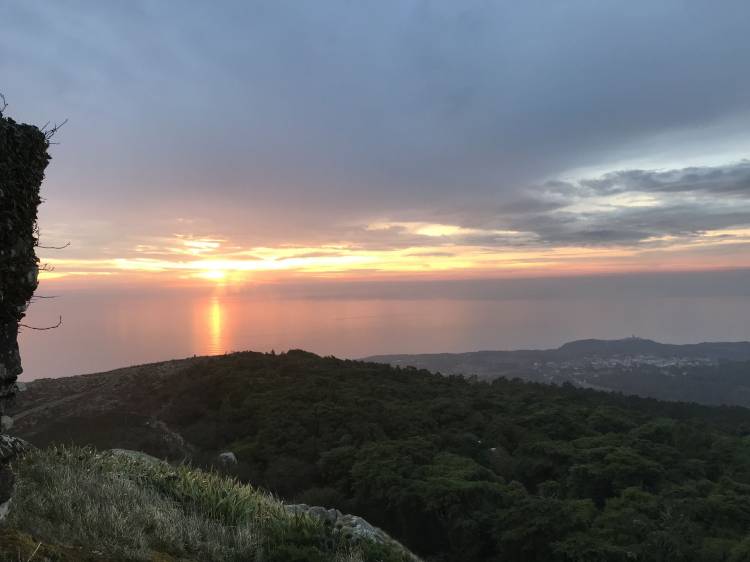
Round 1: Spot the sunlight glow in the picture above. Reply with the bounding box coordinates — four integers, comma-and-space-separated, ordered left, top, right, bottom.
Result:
197, 269, 228, 281
35, 224, 750, 286
367, 221, 527, 239
208, 296, 223, 355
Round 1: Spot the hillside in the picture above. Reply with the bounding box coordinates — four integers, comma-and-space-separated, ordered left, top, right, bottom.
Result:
1, 445, 415, 562
555, 338, 750, 359
365, 337, 750, 406
365, 337, 750, 367
10, 350, 750, 561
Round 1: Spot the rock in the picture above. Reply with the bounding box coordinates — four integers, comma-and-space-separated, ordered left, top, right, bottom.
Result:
283, 502, 420, 560
0, 434, 32, 523
0, 113, 49, 414
308, 505, 342, 524
109, 449, 165, 466
336, 514, 390, 544
0, 116, 46, 530
284, 503, 307, 516
0, 466, 13, 522
0, 434, 31, 462
217, 451, 237, 466
285, 503, 341, 524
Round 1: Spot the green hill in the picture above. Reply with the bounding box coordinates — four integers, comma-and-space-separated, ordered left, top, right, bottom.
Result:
11, 350, 750, 561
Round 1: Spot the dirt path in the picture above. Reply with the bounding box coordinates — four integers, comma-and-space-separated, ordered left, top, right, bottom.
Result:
12, 392, 87, 422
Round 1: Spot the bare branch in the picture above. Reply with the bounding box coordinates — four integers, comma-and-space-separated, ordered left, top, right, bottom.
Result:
34, 223, 70, 249
20, 315, 62, 331
37, 241, 70, 250
41, 118, 68, 142
0, 93, 6, 117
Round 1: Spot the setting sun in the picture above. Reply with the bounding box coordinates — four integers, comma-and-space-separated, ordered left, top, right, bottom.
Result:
196, 269, 228, 282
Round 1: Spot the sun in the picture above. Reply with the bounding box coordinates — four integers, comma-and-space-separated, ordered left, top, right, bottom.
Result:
197, 268, 227, 282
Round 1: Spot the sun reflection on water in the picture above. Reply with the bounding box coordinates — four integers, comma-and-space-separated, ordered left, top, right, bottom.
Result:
207, 296, 224, 355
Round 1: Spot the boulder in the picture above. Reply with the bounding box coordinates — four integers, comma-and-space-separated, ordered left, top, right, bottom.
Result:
286, 503, 342, 525
335, 514, 391, 544
283, 502, 420, 560
217, 451, 237, 466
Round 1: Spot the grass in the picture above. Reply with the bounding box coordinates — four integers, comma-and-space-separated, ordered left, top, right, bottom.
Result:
0, 446, 412, 562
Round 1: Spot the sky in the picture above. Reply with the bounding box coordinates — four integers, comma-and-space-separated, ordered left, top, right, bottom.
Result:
3, 1, 750, 288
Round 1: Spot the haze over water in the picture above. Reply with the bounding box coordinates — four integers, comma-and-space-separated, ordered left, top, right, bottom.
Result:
20, 271, 750, 380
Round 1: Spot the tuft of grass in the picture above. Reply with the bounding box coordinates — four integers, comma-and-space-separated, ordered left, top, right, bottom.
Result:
5, 446, 258, 561
2, 446, 413, 562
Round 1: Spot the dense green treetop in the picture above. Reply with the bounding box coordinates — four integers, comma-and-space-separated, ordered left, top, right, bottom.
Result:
136, 350, 750, 561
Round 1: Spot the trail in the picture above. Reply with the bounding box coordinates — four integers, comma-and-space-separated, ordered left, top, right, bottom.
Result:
12, 392, 87, 422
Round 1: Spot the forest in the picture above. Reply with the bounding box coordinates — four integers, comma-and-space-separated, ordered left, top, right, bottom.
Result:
131, 350, 750, 562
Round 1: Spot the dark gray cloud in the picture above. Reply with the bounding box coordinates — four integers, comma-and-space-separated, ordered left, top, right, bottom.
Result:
515, 161, 750, 245
579, 161, 750, 197
502, 204, 727, 246
339, 160, 750, 250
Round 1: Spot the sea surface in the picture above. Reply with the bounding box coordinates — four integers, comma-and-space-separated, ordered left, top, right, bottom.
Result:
18, 285, 750, 380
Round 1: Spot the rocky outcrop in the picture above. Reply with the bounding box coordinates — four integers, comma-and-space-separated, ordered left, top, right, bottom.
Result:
285, 503, 421, 560
0, 435, 31, 521
0, 107, 50, 522
0, 110, 49, 414
0, 434, 28, 460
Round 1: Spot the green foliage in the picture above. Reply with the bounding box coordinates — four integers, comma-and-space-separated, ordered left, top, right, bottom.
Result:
38, 351, 750, 560
4, 446, 412, 562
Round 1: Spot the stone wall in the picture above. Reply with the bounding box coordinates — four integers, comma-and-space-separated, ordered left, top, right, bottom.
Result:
0, 112, 49, 415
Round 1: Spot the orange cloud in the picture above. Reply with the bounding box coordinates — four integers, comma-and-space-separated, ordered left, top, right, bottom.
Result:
35, 224, 750, 287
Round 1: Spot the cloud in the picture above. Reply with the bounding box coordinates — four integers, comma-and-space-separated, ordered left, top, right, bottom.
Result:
5, 1, 750, 279
578, 160, 750, 197
5, 3, 750, 217
512, 161, 750, 245
343, 160, 750, 250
